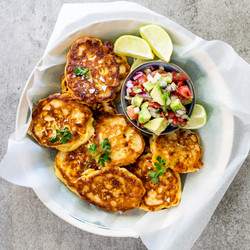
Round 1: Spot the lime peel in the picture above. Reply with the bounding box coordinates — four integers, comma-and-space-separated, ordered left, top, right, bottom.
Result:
184, 104, 207, 129
139, 24, 173, 62
114, 35, 154, 60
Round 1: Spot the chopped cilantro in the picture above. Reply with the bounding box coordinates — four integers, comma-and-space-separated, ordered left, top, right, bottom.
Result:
50, 127, 72, 144
74, 66, 90, 76
85, 138, 111, 169
148, 156, 177, 183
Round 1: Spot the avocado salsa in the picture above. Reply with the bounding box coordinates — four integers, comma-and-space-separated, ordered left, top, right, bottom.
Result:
125, 66, 193, 135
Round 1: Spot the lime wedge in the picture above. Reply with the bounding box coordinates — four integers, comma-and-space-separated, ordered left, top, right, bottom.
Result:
130, 58, 153, 71
114, 35, 154, 60
140, 24, 173, 62
184, 104, 207, 129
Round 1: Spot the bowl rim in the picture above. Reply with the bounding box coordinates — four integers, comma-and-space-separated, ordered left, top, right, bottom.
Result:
121, 60, 196, 135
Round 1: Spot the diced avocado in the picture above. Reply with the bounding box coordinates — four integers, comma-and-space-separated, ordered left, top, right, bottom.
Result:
150, 84, 165, 105
138, 107, 151, 124
133, 94, 144, 107
183, 98, 193, 105
144, 118, 168, 135
141, 101, 149, 109
163, 90, 171, 106
170, 99, 185, 112
158, 75, 172, 84
143, 81, 155, 92
126, 104, 135, 110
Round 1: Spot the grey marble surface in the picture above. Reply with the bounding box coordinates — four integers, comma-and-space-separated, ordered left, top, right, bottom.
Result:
0, 0, 249, 249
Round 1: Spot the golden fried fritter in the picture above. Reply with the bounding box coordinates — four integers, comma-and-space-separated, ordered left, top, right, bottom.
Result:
150, 130, 203, 173
94, 114, 145, 167
54, 139, 100, 194
91, 101, 117, 118
129, 153, 182, 212
28, 93, 94, 152
65, 37, 120, 106
61, 75, 68, 93
113, 54, 130, 103
75, 167, 145, 212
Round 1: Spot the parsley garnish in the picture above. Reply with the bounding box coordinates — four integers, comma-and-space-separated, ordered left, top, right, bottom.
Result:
148, 156, 177, 183
74, 66, 90, 76
85, 138, 111, 169
50, 127, 72, 144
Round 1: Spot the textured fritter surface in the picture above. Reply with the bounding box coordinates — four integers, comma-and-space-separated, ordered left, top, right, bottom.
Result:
113, 54, 130, 103
65, 37, 120, 106
28, 93, 94, 152
95, 114, 145, 167
61, 75, 68, 93
75, 167, 145, 212
91, 101, 117, 118
150, 130, 203, 173
54, 139, 100, 194
129, 153, 182, 211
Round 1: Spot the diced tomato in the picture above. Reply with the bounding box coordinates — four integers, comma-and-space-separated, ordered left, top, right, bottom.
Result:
130, 90, 136, 96
177, 81, 185, 88
160, 112, 167, 120
168, 111, 175, 119
151, 70, 171, 77
137, 74, 148, 85
172, 117, 187, 126
140, 123, 145, 128
172, 71, 188, 82
177, 86, 192, 100
148, 101, 162, 108
127, 107, 138, 120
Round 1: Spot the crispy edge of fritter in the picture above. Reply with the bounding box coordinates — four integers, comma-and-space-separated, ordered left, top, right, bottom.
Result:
27, 93, 95, 152
129, 153, 182, 212
64, 37, 120, 106
75, 166, 146, 212
94, 113, 145, 167
150, 130, 204, 173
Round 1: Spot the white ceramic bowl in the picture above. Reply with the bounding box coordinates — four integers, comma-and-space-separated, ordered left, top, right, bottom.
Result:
16, 18, 234, 237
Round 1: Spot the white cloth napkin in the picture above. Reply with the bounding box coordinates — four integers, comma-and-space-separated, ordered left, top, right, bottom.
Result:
1, 2, 250, 250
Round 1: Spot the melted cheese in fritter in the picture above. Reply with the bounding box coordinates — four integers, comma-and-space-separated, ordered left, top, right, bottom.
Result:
75, 167, 145, 212
94, 114, 145, 167
129, 153, 182, 212
28, 93, 94, 152
65, 37, 120, 106
150, 130, 203, 173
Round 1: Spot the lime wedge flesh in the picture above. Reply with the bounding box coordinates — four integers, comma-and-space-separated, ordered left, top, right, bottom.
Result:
184, 104, 207, 129
114, 35, 154, 60
130, 58, 153, 71
140, 24, 173, 62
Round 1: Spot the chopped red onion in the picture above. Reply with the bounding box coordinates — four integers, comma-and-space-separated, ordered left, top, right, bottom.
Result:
148, 65, 158, 71
176, 110, 186, 115
136, 119, 140, 127
126, 81, 134, 88
166, 85, 172, 92
137, 91, 153, 101
134, 89, 142, 94
181, 114, 188, 119
133, 72, 144, 80
134, 107, 140, 114
126, 88, 131, 96
170, 95, 178, 101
